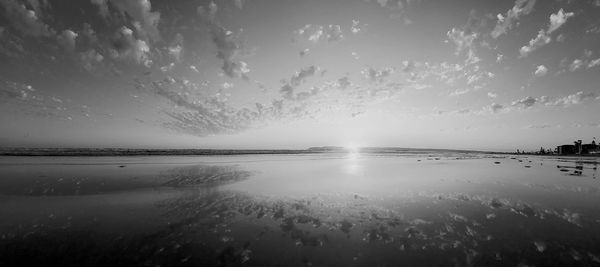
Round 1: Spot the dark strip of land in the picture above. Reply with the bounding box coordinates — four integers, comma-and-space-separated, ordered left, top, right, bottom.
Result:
0, 147, 489, 156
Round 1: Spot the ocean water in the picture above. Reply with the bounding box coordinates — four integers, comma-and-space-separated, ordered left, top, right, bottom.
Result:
0, 153, 599, 266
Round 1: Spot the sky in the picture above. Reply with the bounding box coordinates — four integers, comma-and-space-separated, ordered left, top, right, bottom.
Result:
1, 0, 600, 151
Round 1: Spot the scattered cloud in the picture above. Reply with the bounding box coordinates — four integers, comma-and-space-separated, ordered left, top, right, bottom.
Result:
294, 24, 344, 43
568, 59, 584, 72
279, 65, 320, 99
90, 0, 109, 18
489, 103, 506, 113
80, 49, 104, 72
351, 19, 361, 34
526, 124, 552, 129
362, 67, 394, 83
0, 0, 54, 37
168, 33, 184, 62
197, 1, 218, 20
447, 28, 479, 64
491, 0, 537, 38
290, 65, 319, 86
548, 8, 575, 34
544, 91, 596, 106
496, 54, 504, 63
519, 30, 550, 57
534, 65, 548, 77
109, 26, 152, 67
299, 48, 309, 57
109, 0, 161, 42
519, 9, 574, 57
209, 24, 249, 79
57, 29, 78, 51
511, 96, 537, 108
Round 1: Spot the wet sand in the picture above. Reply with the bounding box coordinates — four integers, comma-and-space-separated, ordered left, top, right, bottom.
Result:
0, 153, 599, 266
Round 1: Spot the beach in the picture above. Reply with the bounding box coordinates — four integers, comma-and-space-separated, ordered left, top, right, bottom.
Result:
0, 152, 599, 266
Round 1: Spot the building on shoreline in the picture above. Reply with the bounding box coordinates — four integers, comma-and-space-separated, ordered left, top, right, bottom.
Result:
556, 139, 599, 155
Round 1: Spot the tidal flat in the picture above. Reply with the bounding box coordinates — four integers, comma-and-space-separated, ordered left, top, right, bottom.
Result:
0, 153, 599, 266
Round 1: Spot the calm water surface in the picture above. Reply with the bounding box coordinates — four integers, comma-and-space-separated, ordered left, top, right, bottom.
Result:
0, 153, 599, 266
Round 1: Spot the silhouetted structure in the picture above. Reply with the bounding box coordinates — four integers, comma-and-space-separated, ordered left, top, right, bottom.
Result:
556, 139, 599, 155
556, 144, 576, 155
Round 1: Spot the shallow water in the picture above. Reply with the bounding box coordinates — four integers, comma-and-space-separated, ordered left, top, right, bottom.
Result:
0, 153, 599, 266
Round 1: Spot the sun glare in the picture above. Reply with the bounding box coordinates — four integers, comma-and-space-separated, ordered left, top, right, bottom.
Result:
344, 143, 362, 161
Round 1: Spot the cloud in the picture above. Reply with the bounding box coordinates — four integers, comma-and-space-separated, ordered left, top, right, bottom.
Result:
324, 24, 344, 42
362, 67, 394, 83
519, 9, 574, 57
80, 49, 104, 72
545, 91, 596, 106
290, 65, 318, 86
57, 29, 78, 51
336, 76, 351, 90
0, 0, 54, 37
197, 1, 218, 20
511, 96, 537, 108
280, 84, 294, 100
527, 124, 552, 129
294, 24, 344, 43
197, 1, 250, 79
168, 33, 184, 62
147, 80, 259, 136
109, 26, 152, 66
497, 92, 597, 112
495, 54, 504, 63
351, 19, 361, 34
589, 58, 600, 69
491, 0, 536, 38
90, 0, 109, 18
519, 30, 550, 57
279, 66, 320, 99
490, 103, 506, 113
209, 24, 249, 79
447, 28, 479, 64
534, 65, 548, 77
447, 28, 476, 55
548, 8, 574, 34
488, 92, 498, 99
299, 48, 309, 57
108, 0, 161, 42
569, 59, 584, 72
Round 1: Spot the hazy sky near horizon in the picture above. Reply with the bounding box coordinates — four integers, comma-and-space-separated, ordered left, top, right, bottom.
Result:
1, 0, 600, 150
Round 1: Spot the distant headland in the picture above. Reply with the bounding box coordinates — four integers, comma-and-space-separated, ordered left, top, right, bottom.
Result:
0, 147, 490, 157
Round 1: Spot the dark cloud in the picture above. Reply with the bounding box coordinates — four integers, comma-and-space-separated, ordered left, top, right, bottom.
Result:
0, 0, 54, 37
109, 26, 151, 66
106, 0, 161, 42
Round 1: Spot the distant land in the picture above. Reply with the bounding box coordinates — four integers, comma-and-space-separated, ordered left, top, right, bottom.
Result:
0, 147, 493, 156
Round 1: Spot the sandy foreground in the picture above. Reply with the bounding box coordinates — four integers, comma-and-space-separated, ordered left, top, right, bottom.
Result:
0, 153, 599, 266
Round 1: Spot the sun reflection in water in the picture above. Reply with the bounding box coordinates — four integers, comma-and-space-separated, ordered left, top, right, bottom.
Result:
344, 144, 363, 175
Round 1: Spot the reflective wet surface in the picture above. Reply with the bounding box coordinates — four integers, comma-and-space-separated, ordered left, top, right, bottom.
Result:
0, 153, 599, 266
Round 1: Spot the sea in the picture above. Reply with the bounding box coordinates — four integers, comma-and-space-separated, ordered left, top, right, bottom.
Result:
0, 152, 599, 266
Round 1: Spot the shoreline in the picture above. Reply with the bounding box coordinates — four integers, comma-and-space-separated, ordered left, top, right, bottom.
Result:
0, 147, 597, 157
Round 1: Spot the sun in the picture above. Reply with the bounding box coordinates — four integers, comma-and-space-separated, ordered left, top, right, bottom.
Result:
344, 143, 361, 154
